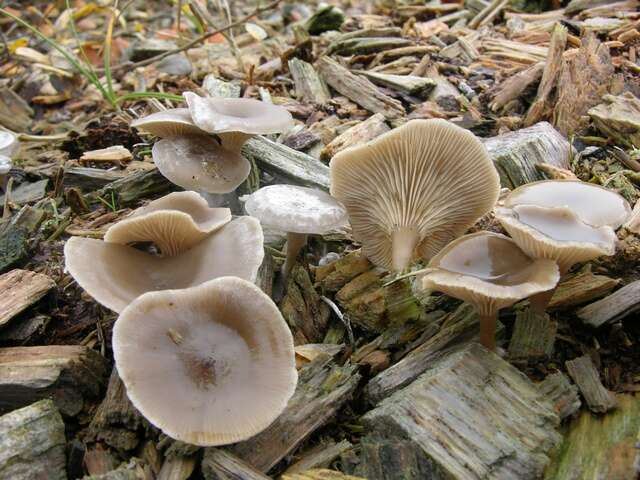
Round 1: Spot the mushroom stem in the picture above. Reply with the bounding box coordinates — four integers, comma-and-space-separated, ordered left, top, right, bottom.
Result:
391, 227, 419, 272
283, 232, 308, 279
479, 312, 498, 352
528, 288, 557, 315
218, 132, 253, 154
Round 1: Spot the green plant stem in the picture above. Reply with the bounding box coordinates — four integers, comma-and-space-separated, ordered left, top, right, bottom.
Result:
115, 92, 184, 104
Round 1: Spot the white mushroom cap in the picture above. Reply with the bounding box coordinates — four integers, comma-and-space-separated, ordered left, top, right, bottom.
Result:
0, 155, 11, 175
330, 119, 500, 271
113, 277, 297, 446
131, 108, 205, 138
243, 185, 348, 234
0, 131, 18, 158
422, 231, 559, 316
104, 191, 231, 256
65, 217, 264, 313
152, 135, 251, 194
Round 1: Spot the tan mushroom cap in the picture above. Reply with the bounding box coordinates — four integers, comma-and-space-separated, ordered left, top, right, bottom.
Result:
330, 119, 500, 271
152, 135, 251, 193
422, 231, 559, 316
131, 108, 205, 138
113, 277, 297, 446
104, 191, 232, 256
65, 217, 264, 313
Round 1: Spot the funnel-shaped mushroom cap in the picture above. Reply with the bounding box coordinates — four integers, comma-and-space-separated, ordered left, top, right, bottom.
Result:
0, 131, 18, 158
184, 92, 294, 135
113, 277, 297, 446
131, 108, 205, 138
65, 217, 264, 313
104, 192, 232, 256
422, 232, 559, 316
152, 135, 250, 193
243, 185, 348, 234
330, 119, 500, 271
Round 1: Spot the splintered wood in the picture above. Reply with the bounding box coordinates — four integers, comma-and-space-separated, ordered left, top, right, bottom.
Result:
0, 269, 55, 328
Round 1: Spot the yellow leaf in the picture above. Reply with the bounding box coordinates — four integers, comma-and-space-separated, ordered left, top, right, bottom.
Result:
8, 38, 28, 54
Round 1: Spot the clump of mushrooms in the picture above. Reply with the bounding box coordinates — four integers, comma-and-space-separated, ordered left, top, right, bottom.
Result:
420, 232, 560, 351
330, 119, 500, 272
113, 277, 297, 446
495, 180, 631, 313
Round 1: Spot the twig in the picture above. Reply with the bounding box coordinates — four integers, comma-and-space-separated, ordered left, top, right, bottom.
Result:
320, 295, 355, 345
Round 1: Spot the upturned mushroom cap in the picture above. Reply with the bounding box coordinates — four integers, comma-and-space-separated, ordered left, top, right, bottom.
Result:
131, 108, 205, 138
104, 191, 232, 256
330, 119, 500, 271
65, 216, 264, 313
421, 232, 559, 316
152, 135, 251, 193
243, 185, 348, 234
0, 131, 19, 158
113, 277, 297, 446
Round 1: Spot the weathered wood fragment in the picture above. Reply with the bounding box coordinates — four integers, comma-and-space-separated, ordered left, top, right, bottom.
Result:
484, 122, 570, 188
509, 311, 557, 360
63, 167, 126, 191
329, 37, 411, 56
355, 71, 436, 98
538, 372, 581, 421
317, 57, 405, 119
536, 163, 578, 180
289, 58, 331, 104
0, 345, 109, 416
321, 114, 389, 161
565, 355, 617, 413
295, 344, 344, 369
94, 169, 175, 207
157, 456, 197, 480
80, 145, 132, 163
203, 74, 241, 98
588, 92, 640, 148
327, 28, 401, 52
314, 250, 372, 292
490, 62, 544, 112
363, 344, 561, 479
544, 394, 640, 480
0, 88, 33, 132
0, 205, 46, 273
0, 399, 66, 480
0, 269, 55, 328
356, 435, 437, 480
229, 354, 360, 473
304, 5, 344, 35
285, 440, 353, 474
549, 270, 619, 309
0, 179, 48, 206
0, 314, 49, 342
624, 199, 640, 234
202, 449, 269, 480
283, 470, 365, 480
577, 280, 640, 327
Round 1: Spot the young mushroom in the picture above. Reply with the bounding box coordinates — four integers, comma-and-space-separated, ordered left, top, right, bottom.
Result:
494, 180, 631, 313
105, 191, 231, 256
113, 277, 297, 446
330, 119, 500, 272
420, 231, 559, 351
65, 217, 264, 313
242, 184, 347, 278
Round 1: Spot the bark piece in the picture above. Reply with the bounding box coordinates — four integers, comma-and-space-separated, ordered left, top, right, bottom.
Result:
329, 37, 411, 56
0, 399, 66, 480
63, 167, 126, 191
0, 88, 33, 132
157, 456, 197, 480
314, 250, 372, 293
0, 179, 49, 206
321, 114, 389, 161
92, 169, 174, 207
357, 435, 437, 480
289, 59, 331, 104
282, 471, 365, 480
483, 121, 570, 188
317, 57, 405, 119
355, 72, 436, 98
363, 344, 561, 480
549, 270, 619, 309
588, 92, 640, 148
202, 449, 269, 480
577, 280, 640, 327
538, 372, 581, 421
0, 269, 55, 328
565, 355, 617, 413
0, 205, 46, 273
228, 354, 360, 473
0, 346, 109, 416
490, 62, 544, 112
80, 146, 132, 163
508, 311, 557, 360
285, 440, 353, 474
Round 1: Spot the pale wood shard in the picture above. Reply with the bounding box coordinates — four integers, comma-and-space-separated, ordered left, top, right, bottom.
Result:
354, 72, 436, 98
538, 372, 582, 420
284, 440, 353, 474
483, 121, 570, 188
317, 57, 405, 119
314, 250, 372, 292
0, 179, 49, 206
282, 470, 365, 480
544, 394, 640, 480
0, 88, 33, 132
549, 270, 619, 309
577, 280, 640, 327
508, 311, 557, 360
0, 399, 67, 480
357, 435, 437, 480
288, 58, 331, 104
0, 269, 55, 328
588, 92, 640, 148
201, 449, 269, 480
565, 355, 617, 413
321, 113, 389, 161
624, 200, 640, 234
363, 344, 561, 480
535, 163, 578, 180
329, 37, 412, 56
0, 346, 109, 416
229, 354, 360, 473
490, 62, 544, 112
80, 145, 133, 163
157, 456, 197, 480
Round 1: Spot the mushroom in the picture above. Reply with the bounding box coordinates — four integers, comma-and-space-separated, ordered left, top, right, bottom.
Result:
330, 119, 500, 272
242, 184, 347, 278
130, 108, 204, 138
65, 216, 264, 313
113, 276, 297, 446
0, 155, 11, 192
494, 180, 631, 312
421, 231, 559, 351
0, 131, 18, 192
104, 191, 232, 256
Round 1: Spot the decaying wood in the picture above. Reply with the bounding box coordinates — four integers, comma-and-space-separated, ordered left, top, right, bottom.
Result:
289, 58, 331, 104
535, 163, 578, 180
92, 169, 174, 207
314, 250, 372, 292
363, 344, 561, 480
548, 270, 619, 309
321, 113, 389, 161
538, 372, 582, 421
202, 449, 269, 480
295, 344, 344, 369
0, 346, 109, 416
508, 311, 557, 360
490, 62, 544, 112
229, 354, 360, 473
285, 440, 353, 474
565, 355, 617, 413
0, 179, 48, 206
0, 88, 33, 132
0, 205, 46, 273
282, 470, 365, 480
0, 269, 55, 328
63, 167, 127, 191
577, 280, 640, 327
317, 57, 405, 119
329, 37, 412, 56
80, 145, 132, 163
588, 92, 640, 148
0, 399, 66, 480
624, 200, 640, 234
157, 456, 197, 480
355, 71, 436, 98
357, 435, 437, 480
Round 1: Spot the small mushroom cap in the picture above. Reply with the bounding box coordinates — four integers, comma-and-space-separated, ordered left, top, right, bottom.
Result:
131, 108, 205, 138
422, 231, 559, 316
243, 185, 348, 234
65, 216, 264, 313
113, 276, 297, 446
330, 119, 500, 270
104, 191, 232, 256
184, 92, 293, 135
152, 135, 251, 193
0, 131, 19, 158
503, 180, 631, 228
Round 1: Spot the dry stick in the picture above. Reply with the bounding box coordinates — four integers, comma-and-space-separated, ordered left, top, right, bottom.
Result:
468, 0, 504, 29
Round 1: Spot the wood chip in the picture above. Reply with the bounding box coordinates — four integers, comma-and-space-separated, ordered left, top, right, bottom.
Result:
508, 311, 557, 360
549, 270, 619, 309
0, 269, 55, 328
202, 449, 269, 480
538, 372, 582, 420
80, 145, 132, 163
588, 92, 640, 148
577, 280, 640, 327
566, 355, 617, 413
289, 58, 331, 104
321, 113, 389, 161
